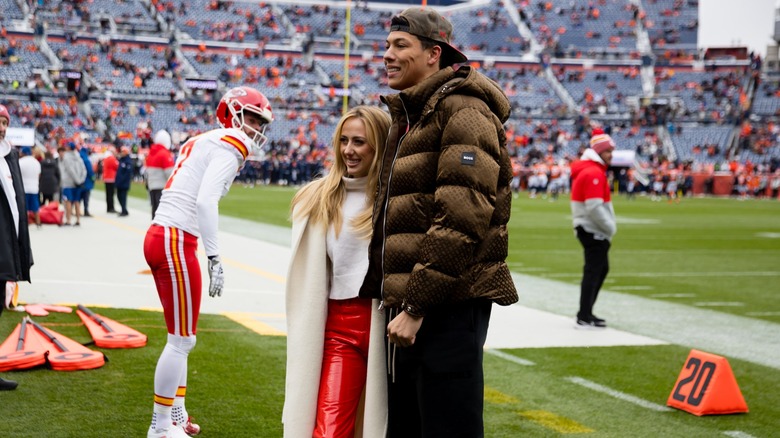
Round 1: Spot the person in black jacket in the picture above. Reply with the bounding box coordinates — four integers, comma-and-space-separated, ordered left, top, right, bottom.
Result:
39, 150, 60, 205
115, 146, 133, 216
0, 104, 33, 391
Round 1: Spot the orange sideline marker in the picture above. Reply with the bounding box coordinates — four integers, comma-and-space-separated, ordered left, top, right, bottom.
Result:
0, 318, 48, 371
24, 303, 74, 317
667, 349, 748, 416
28, 319, 105, 371
76, 304, 147, 348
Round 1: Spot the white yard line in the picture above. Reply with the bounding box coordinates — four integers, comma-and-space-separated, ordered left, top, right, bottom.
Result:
514, 273, 780, 370
564, 376, 673, 412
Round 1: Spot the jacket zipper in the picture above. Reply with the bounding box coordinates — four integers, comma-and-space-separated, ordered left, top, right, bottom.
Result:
378, 97, 411, 311
383, 99, 411, 384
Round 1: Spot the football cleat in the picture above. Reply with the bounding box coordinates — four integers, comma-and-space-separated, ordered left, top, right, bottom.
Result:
174, 417, 201, 436
147, 424, 189, 438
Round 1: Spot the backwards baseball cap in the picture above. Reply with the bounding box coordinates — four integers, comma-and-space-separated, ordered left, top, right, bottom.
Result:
390, 7, 468, 65
590, 133, 616, 154
0, 104, 10, 123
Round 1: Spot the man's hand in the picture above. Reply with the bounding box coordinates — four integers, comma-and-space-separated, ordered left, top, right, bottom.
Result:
207, 256, 224, 297
387, 311, 423, 347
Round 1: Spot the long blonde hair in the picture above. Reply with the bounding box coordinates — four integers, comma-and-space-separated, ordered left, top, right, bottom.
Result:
290, 106, 390, 239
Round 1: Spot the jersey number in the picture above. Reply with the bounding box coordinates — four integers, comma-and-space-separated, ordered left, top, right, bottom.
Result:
671, 357, 716, 406
164, 136, 199, 189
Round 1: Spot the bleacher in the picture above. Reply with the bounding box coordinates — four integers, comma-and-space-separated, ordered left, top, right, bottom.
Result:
641, 0, 699, 55
1, 0, 778, 175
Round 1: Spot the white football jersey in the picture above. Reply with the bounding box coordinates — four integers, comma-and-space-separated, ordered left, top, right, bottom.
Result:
153, 127, 252, 257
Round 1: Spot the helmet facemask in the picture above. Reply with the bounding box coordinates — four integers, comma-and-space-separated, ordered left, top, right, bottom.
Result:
229, 104, 270, 154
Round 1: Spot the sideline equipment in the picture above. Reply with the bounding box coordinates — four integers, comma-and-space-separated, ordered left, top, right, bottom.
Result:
0, 318, 48, 371
28, 319, 105, 371
667, 349, 748, 416
76, 304, 147, 348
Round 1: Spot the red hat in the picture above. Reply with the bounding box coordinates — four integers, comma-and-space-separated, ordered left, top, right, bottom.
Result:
590, 133, 615, 154
0, 104, 10, 123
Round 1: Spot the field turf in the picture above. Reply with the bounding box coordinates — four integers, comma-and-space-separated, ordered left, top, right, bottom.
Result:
0, 184, 775, 436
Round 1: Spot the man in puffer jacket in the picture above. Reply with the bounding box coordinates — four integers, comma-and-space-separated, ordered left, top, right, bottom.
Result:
358, 7, 518, 437
570, 129, 617, 329
144, 130, 174, 219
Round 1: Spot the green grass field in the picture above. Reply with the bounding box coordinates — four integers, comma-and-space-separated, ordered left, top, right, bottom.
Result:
2, 184, 778, 437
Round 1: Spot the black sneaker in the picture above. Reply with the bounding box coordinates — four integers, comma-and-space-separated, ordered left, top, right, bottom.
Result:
576, 317, 607, 329
0, 377, 18, 390
591, 316, 607, 327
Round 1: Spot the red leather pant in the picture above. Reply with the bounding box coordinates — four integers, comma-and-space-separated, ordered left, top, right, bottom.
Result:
313, 297, 372, 438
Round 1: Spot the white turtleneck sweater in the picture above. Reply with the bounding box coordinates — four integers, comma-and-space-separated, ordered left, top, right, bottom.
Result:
0, 139, 19, 237
326, 176, 369, 300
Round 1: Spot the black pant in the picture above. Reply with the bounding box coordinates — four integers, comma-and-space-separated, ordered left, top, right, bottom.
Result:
117, 188, 129, 214
40, 192, 55, 205
0, 280, 5, 317
387, 299, 492, 438
576, 226, 610, 320
105, 183, 116, 212
149, 189, 162, 219
81, 189, 91, 215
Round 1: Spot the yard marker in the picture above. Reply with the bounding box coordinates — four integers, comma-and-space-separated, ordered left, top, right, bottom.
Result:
0, 318, 48, 371
28, 319, 106, 371
76, 304, 147, 348
667, 349, 748, 416
23, 303, 73, 317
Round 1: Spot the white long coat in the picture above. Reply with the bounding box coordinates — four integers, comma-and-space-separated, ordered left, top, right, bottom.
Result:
282, 212, 388, 437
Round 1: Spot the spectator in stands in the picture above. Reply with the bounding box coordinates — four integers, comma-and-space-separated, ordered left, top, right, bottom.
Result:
58, 143, 87, 226
102, 148, 119, 213
570, 130, 616, 329
359, 8, 518, 437
39, 150, 60, 206
144, 86, 274, 438
115, 146, 133, 217
0, 103, 33, 391
284, 106, 391, 438
18, 146, 41, 228
145, 130, 175, 219
79, 147, 96, 217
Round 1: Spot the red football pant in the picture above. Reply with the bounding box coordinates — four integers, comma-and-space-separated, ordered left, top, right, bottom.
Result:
144, 225, 201, 336
313, 298, 372, 438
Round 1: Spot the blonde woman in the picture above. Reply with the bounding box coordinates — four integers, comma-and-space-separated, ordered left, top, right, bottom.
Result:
283, 106, 390, 438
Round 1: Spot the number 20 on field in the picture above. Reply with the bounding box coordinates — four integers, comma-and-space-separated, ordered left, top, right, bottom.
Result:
666, 349, 748, 416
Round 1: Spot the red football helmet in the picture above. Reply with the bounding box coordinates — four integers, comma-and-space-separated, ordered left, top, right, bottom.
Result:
216, 86, 273, 151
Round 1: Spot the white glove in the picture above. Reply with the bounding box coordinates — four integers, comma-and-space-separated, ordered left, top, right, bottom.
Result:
207, 256, 224, 297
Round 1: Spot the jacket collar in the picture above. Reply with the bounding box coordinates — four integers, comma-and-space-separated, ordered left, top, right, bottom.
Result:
581, 148, 607, 167
381, 65, 510, 124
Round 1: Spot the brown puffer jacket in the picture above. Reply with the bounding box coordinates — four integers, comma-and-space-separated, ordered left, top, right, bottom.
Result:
359, 66, 519, 316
